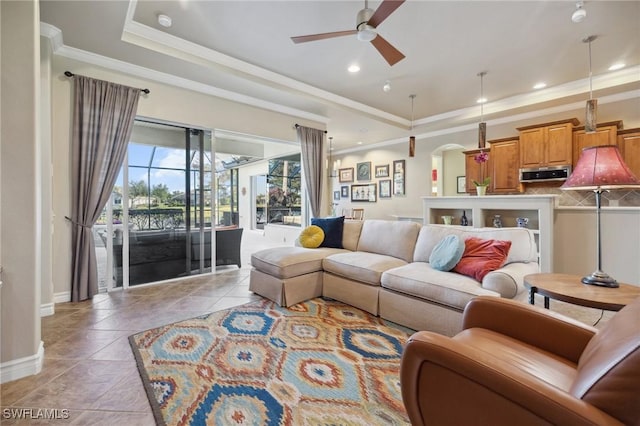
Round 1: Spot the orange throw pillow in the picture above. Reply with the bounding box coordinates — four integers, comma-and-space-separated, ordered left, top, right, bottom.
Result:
453, 237, 512, 282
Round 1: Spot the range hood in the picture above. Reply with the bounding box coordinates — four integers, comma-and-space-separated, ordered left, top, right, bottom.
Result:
520, 165, 571, 182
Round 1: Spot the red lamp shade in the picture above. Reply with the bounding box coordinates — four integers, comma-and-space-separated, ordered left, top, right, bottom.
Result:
561, 145, 640, 191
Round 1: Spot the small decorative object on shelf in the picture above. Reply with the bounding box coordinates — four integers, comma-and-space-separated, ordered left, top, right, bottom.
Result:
441, 215, 453, 225
475, 185, 487, 196
493, 215, 502, 228
460, 210, 468, 226
516, 217, 529, 228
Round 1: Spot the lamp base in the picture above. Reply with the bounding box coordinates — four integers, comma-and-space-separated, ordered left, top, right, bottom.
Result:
581, 271, 619, 288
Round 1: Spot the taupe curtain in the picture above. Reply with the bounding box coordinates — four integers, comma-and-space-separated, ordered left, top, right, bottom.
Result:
296, 126, 325, 218
70, 75, 140, 301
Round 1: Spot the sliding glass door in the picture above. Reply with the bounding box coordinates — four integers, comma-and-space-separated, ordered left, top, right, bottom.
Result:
98, 121, 213, 289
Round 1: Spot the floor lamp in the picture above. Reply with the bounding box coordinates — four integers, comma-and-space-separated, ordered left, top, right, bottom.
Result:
561, 145, 640, 287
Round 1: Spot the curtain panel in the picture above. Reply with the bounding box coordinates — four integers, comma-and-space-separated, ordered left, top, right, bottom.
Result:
296, 126, 325, 218
69, 75, 141, 301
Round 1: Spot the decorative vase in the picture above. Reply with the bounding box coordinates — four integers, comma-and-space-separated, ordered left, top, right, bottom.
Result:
460, 210, 468, 226
476, 186, 486, 196
493, 215, 502, 228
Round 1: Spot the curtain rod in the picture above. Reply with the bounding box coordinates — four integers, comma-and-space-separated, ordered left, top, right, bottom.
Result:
294, 123, 327, 134
64, 71, 150, 94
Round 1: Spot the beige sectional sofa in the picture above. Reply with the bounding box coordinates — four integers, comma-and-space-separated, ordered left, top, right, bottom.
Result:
250, 219, 539, 336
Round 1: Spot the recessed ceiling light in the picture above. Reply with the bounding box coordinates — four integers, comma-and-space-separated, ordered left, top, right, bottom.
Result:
476, 97, 487, 104
158, 14, 172, 28
533, 82, 547, 89
357, 141, 363, 145
608, 63, 625, 71
348, 65, 360, 73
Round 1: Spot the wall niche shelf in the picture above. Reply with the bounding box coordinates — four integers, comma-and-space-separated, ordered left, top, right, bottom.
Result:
422, 195, 557, 272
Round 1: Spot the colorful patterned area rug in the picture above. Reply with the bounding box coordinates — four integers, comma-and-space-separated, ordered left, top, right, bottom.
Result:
129, 297, 413, 425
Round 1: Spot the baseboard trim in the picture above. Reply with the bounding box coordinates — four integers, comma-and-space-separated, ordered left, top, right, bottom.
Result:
53, 291, 71, 303
0, 341, 44, 384
40, 302, 55, 317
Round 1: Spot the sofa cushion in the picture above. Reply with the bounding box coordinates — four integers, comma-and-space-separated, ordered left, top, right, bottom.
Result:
429, 235, 465, 271
413, 225, 537, 265
311, 216, 345, 248
251, 246, 347, 279
381, 262, 499, 311
299, 225, 325, 248
453, 237, 512, 282
323, 251, 408, 286
356, 220, 420, 262
342, 220, 363, 252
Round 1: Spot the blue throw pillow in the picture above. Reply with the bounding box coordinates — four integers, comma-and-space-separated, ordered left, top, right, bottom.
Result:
429, 234, 465, 271
311, 216, 345, 248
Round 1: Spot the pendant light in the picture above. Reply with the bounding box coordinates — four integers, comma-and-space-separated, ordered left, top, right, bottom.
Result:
409, 94, 416, 157
584, 35, 598, 134
328, 136, 337, 177
477, 71, 487, 148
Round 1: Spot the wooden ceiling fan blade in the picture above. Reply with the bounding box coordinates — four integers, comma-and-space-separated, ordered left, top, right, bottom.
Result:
291, 30, 357, 44
368, 0, 405, 28
371, 34, 405, 66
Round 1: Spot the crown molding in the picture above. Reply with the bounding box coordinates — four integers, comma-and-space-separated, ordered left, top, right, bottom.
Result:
337, 89, 640, 155
40, 24, 330, 125
122, 0, 410, 128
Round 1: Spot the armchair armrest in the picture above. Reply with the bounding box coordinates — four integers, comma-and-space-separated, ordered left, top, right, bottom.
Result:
463, 296, 597, 363
401, 331, 622, 426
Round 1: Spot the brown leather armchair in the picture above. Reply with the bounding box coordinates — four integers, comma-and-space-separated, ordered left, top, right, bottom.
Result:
401, 295, 640, 425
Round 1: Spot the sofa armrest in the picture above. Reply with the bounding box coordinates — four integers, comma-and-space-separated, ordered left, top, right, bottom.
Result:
401, 331, 621, 426
482, 261, 539, 298
462, 296, 597, 363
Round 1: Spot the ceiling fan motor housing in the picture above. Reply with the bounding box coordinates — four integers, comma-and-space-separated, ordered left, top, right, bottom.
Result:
356, 8, 377, 41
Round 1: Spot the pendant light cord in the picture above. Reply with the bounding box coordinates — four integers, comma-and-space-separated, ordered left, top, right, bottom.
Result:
409, 94, 416, 131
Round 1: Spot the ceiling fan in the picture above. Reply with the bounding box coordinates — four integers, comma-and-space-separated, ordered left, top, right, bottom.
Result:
291, 0, 406, 66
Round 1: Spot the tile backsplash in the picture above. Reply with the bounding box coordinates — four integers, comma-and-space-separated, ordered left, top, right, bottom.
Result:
523, 187, 640, 207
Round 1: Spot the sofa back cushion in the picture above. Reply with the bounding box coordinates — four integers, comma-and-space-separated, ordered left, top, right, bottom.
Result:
356, 220, 420, 262
570, 296, 640, 424
413, 225, 537, 265
342, 220, 364, 252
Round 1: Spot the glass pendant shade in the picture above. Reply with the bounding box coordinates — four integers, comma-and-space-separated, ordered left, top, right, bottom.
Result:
478, 122, 486, 148
585, 99, 598, 134
409, 136, 415, 157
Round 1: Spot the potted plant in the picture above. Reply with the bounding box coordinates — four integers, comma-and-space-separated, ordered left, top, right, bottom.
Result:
472, 150, 490, 196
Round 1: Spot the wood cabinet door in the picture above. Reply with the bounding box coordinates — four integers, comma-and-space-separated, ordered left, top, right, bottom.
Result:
490, 139, 521, 193
546, 123, 573, 166
573, 125, 618, 165
618, 131, 640, 178
519, 127, 544, 168
465, 152, 483, 194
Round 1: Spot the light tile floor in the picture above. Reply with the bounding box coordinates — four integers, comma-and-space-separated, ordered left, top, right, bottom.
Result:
0, 229, 281, 425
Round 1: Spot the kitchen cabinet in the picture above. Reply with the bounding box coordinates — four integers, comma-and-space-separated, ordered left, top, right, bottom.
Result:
617, 128, 640, 178
518, 118, 579, 169
573, 121, 622, 165
464, 148, 491, 194
489, 137, 521, 194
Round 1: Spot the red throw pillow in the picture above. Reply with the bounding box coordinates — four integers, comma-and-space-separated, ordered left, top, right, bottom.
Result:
453, 237, 512, 282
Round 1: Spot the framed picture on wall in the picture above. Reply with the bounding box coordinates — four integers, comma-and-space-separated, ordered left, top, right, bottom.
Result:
393, 160, 405, 196
375, 164, 390, 178
356, 162, 371, 181
333, 191, 341, 201
339, 168, 354, 183
351, 183, 377, 202
341, 185, 349, 198
379, 179, 392, 198
457, 176, 466, 193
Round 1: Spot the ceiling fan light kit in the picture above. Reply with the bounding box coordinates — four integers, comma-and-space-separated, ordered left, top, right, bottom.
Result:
290, 0, 406, 66
572, 1, 587, 23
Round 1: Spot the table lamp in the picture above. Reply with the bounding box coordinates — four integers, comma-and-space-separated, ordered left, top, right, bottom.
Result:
561, 145, 640, 287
